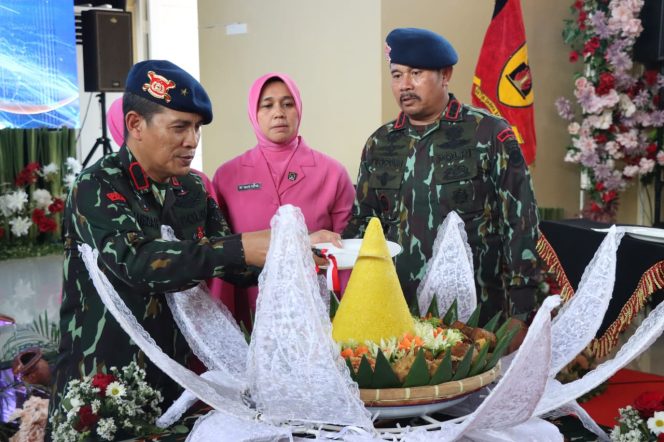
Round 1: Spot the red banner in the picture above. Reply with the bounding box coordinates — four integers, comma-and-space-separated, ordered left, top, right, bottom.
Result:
472, 0, 537, 164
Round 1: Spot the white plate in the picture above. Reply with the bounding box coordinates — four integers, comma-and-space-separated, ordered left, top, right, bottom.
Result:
592, 226, 664, 243
367, 395, 468, 419
313, 238, 402, 270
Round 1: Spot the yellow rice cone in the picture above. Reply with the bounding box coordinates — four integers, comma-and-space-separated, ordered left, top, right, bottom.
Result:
332, 218, 414, 343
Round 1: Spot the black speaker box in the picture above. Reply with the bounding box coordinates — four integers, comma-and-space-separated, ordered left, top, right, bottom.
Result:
82, 10, 133, 92
634, 0, 664, 63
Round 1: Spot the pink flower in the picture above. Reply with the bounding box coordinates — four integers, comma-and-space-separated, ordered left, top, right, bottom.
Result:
656, 150, 664, 166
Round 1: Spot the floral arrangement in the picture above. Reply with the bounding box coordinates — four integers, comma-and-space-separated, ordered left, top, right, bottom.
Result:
7, 396, 49, 442
555, 0, 664, 221
610, 391, 664, 441
49, 361, 164, 442
0, 157, 80, 260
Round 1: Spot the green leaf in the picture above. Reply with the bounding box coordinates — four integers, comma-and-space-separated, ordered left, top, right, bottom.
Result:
466, 305, 482, 328
495, 318, 512, 342
429, 350, 453, 385
483, 311, 502, 333
468, 342, 490, 377
426, 296, 440, 318
330, 292, 341, 320
239, 321, 251, 344
402, 348, 430, 388
356, 355, 374, 388
485, 327, 520, 371
442, 299, 458, 326
170, 424, 189, 434
371, 350, 401, 388
451, 346, 474, 381
345, 357, 358, 382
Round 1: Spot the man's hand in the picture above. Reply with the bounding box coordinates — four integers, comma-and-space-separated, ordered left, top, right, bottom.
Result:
241, 230, 270, 267
506, 318, 529, 354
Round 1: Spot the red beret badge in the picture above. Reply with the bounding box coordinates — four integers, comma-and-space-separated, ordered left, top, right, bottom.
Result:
143, 71, 176, 103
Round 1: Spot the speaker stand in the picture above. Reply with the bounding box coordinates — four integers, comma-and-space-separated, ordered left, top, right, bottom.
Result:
82, 92, 115, 168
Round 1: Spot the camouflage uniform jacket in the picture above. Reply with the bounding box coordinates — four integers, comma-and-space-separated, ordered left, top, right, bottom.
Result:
54, 145, 253, 410
343, 95, 541, 322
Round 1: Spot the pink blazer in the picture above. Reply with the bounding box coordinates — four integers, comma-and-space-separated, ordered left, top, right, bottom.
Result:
210, 143, 355, 318
213, 144, 354, 233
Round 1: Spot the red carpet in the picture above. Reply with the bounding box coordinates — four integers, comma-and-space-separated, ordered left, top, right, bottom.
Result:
579, 369, 664, 427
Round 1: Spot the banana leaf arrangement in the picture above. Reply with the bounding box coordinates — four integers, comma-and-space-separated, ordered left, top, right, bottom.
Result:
331, 298, 519, 389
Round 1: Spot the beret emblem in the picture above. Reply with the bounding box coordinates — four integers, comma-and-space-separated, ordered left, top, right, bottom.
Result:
143, 70, 176, 103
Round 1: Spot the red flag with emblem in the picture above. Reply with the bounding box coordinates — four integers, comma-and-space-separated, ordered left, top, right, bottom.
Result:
471, 0, 536, 164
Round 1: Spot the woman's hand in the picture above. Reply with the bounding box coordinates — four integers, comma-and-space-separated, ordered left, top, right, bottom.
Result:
309, 229, 342, 247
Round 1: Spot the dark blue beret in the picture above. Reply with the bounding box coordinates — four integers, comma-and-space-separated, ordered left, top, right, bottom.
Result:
125, 60, 213, 124
385, 28, 458, 69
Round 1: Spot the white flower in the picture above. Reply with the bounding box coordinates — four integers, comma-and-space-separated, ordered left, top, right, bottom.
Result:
639, 157, 655, 175
96, 417, 117, 441
65, 157, 82, 175
63, 173, 77, 190
106, 381, 126, 398
567, 122, 580, 135
3, 189, 28, 215
32, 189, 53, 210
619, 94, 636, 117
647, 411, 664, 435
623, 165, 640, 178
42, 162, 59, 176
656, 150, 664, 166
9, 216, 31, 237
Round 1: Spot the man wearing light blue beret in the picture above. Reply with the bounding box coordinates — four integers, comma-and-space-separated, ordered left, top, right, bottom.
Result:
344, 28, 542, 340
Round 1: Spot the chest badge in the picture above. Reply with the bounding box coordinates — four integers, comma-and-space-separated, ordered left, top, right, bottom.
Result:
288, 171, 298, 181
237, 182, 261, 191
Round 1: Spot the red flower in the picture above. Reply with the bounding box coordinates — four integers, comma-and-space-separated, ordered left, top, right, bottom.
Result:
569, 50, 579, 63
578, 11, 588, 30
644, 69, 658, 86
658, 433, 664, 442
573, 0, 584, 10
37, 216, 57, 233
633, 390, 664, 419
14, 162, 41, 187
48, 198, 65, 213
590, 202, 603, 213
602, 191, 617, 203
91, 372, 116, 396
74, 405, 99, 431
0, 227, 4, 239
596, 72, 615, 96
595, 182, 606, 192
31, 208, 45, 224
582, 36, 599, 56
594, 133, 608, 144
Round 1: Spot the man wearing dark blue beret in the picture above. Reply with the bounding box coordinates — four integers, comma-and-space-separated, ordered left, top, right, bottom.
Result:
344, 28, 542, 344
52, 59, 339, 419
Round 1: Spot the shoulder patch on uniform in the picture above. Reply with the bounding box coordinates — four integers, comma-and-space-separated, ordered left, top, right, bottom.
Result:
507, 139, 525, 167
106, 192, 126, 203
497, 128, 516, 143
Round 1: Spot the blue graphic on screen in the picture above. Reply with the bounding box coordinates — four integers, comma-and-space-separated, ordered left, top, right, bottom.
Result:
0, 1, 79, 129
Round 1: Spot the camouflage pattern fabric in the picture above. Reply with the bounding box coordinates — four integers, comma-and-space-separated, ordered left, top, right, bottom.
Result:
343, 95, 542, 323
52, 145, 255, 413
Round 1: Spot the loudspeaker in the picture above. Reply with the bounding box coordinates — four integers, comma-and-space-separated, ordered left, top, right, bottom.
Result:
634, 0, 664, 63
82, 10, 133, 92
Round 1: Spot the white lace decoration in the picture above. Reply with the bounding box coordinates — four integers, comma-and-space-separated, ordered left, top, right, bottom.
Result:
246, 204, 373, 429
160, 225, 249, 381
536, 299, 664, 416
79, 244, 258, 425
417, 211, 477, 321
402, 296, 562, 442
185, 409, 292, 442
549, 226, 623, 376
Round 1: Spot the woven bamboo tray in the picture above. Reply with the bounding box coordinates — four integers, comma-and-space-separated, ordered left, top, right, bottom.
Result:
360, 362, 501, 407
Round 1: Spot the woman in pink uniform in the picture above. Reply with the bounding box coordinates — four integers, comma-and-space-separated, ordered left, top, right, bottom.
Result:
211, 72, 355, 327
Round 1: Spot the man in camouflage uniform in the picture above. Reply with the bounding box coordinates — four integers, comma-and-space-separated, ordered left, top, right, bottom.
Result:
53, 60, 281, 413
343, 28, 541, 324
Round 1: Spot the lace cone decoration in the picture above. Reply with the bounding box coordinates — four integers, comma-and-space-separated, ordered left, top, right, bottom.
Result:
332, 217, 414, 343
417, 210, 477, 321
246, 204, 372, 429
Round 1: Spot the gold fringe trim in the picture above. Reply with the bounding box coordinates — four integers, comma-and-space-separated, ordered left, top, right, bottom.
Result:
590, 260, 664, 359
537, 233, 575, 302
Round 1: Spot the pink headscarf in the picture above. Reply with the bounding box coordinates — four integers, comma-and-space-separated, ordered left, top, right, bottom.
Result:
247, 72, 302, 150
107, 96, 125, 146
